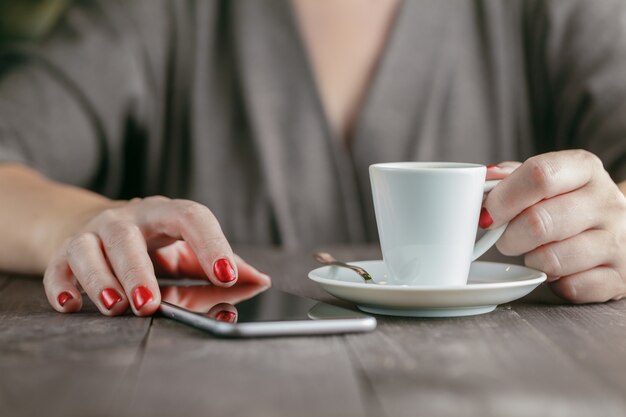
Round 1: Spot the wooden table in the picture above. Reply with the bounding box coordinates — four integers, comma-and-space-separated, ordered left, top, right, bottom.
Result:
2, 245, 626, 417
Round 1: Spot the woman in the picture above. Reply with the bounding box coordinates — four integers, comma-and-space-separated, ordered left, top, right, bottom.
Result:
0, 0, 625, 316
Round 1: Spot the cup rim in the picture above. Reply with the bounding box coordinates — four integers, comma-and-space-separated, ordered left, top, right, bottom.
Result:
370, 162, 484, 172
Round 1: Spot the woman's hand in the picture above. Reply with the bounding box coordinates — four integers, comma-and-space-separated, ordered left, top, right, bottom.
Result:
43, 196, 271, 316
484, 150, 626, 303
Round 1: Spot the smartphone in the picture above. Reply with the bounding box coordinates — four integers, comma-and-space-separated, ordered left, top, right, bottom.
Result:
158, 282, 376, 338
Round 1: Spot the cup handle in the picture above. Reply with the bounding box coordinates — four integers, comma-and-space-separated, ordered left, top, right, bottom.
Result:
471, 180, 508, 261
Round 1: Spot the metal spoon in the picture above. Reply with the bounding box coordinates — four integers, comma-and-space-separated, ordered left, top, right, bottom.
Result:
313, 252, 373, 283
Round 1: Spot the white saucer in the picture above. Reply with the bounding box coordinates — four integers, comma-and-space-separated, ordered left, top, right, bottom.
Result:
308, 260, 546, 317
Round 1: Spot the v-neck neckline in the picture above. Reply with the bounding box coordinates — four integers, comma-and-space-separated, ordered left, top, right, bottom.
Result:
284, 0, 407, 155
231, 0, 462, 244
231, 0, 372, 244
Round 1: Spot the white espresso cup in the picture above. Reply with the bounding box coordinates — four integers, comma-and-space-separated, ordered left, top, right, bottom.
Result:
369, 162, 508, 286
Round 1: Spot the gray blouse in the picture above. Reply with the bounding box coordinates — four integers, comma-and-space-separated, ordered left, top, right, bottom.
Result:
1, 0, 626, 248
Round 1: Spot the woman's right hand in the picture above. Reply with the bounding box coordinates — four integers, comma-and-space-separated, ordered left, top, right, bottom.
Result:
42, 196, 271, 316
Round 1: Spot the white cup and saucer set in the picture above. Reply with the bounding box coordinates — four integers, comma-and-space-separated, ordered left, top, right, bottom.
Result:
308, 162, 547, 317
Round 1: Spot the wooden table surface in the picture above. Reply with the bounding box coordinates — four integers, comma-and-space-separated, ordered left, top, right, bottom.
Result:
2, 245, 626, 417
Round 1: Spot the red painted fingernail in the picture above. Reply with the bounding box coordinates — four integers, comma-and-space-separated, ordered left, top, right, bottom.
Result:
57, 291, 73, 307
132, 286, 153, 310
213, 258, 236, 283
479, 207, 494, 228
215, 310, 237, 323
100, 288, 123, 310
486, 164, 501, 169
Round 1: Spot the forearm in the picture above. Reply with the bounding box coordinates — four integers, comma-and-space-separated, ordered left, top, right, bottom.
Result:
0, 164, 118, 274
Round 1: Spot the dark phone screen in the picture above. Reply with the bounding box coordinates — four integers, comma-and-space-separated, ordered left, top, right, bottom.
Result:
160, 282, 366, 323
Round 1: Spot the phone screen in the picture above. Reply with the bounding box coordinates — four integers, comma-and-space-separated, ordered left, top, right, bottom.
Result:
159, 282, 370, 325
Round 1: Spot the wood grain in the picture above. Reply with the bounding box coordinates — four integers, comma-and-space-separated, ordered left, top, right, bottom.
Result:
121, 245, 384, 417
0, 276, 150, 417
344, 307, 625, 417
2, 246, 626, 417
128, 319, 370, 417
514, 301, 626, 399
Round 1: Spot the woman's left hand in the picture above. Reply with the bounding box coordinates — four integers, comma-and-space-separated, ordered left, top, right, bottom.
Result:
483, 149, 626, 303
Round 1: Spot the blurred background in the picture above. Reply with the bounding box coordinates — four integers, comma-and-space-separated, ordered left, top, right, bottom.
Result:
0, 0, 69, 43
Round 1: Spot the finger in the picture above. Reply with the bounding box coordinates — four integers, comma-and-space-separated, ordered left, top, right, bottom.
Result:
98, 221, 160, 316
233, 254, 272, 286
549, 267, 626, 304
496, 187, 601, 255
43, 252, 83, 313
485, 161, 521, 180
524, 229, 615, 280
153, 245, 271, 287
484, 150, 603, 227
65, 233, 128, 316
153, 241, 207, 279
140, 200, 238, 287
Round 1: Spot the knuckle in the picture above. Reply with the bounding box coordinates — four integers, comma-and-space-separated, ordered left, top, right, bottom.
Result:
66, 233, 96, 258
579, 149, 603, 170
175, 200, 216, 224
196, 235, 228, 253
97, 208, 122, 224
604, 230, 621, 260
534, 245, 563, 277
526, 157, 557, 193
488, 187, 508, 213
81, 267, 105, 289
555, 279, 579, 303
495, 233, 517, 256
606, 188, 626, 214
524, 205, 551, 241
103, 222, 140, 248
145, 195, 171, 204
120, 264, 150, 284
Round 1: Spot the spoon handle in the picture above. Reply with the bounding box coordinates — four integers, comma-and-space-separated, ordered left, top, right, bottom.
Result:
313, 252, 374, 283
326, 261, 373, 282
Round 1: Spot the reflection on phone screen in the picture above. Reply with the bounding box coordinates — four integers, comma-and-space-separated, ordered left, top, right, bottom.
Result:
160, 283, 365, 324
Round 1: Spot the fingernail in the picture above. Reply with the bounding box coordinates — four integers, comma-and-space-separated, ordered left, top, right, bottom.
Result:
132, 286, 153, 310
479, 207, 494, 228
215, 310, 237, 322
486, 164, 501, 169
213, 258, 236, 283
100, 288, 123, 310
57, 291, 73, 307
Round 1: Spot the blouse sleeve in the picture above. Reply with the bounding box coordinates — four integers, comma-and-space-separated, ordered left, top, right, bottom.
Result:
0, 0, 169, 195
533, 0, 626, 182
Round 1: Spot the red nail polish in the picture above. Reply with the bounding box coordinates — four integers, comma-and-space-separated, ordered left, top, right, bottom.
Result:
479, 207, 494, 228
57, 291, 73, 307
215, 310, 237, 323
100, 288, 123, 310
213, 258, 236, 283
486, 164, 500, 169
132, 286, 153, 310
